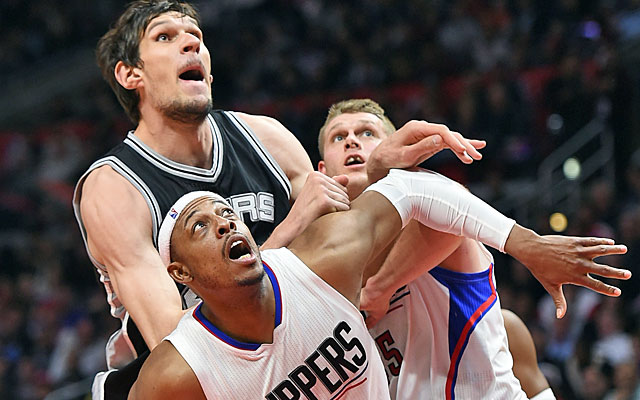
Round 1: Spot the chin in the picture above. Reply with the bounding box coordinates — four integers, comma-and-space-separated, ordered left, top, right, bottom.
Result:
161, 98, 212, 123
236, 268, 265, 287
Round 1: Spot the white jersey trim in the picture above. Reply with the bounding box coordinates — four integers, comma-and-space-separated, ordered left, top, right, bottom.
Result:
121, 114, 223, 182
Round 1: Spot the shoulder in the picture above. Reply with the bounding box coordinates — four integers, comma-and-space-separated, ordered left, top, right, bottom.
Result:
129, 341, 205, 400
233, 112, 313, 198
233, 111, 297, 146
79, 165, 153, 258
80, 165, 149, 218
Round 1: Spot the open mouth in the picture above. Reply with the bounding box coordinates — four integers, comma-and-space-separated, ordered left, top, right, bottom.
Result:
344, 155, 365, 166
228, 237, 253, 261
179, 65, 205, 81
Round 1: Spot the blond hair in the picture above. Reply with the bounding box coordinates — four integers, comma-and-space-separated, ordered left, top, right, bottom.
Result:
317, 99, 396, 158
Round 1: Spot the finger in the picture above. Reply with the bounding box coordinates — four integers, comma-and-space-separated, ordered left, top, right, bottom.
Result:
582, 244, 628, 257
577, 237, 615, 246
546, 284, 567, 319
365, 314, 381, 329
439, 129, 467, 155
469, 139, 486, 149
331, 200, 350, 212
452, 131, 483, 160
575, 274, 622, 297
405, 136, 445, 165
327, 195, 350, 211
331, 174, 350, 188
583, 262, 631, 280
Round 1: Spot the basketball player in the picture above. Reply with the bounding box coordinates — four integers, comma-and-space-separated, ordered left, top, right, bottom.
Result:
73, 2, 483, 398
127, 155, 591, 399
316, 99, 628, 399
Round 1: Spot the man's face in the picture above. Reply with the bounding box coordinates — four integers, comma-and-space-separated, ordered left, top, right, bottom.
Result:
171, 196, 263, 291
318, 112, 388, 198
137, 12, 213, 122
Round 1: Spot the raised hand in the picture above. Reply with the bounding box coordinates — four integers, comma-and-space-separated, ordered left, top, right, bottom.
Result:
505, 225, 631, 318
261, 172, 350, 250
367, 120, 486, 183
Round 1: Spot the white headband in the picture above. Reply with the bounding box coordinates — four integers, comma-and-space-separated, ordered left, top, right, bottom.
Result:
157, 191, 228, 266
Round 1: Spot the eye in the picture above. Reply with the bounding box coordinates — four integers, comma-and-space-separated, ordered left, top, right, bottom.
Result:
192, 221, 206, 233
362, 130, 373, 137
221, 208, 235, 217
157, 33, 170, 42
332, 135, 344, 143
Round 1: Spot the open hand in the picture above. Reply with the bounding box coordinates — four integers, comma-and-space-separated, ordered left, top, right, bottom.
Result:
505, 226, 630, 319
367, 120, 486, 183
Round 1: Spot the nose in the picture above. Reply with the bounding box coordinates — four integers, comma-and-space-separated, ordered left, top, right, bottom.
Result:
344, 133, 361, 150
214, 216, 235, 238
181, 33, 201, 54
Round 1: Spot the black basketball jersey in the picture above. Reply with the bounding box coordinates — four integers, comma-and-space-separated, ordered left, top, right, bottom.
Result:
72, 110, 292, 370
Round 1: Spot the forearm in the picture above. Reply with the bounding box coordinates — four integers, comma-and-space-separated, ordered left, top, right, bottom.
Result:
364, 169, 516, 252
113, 270, 185, 349
260, 210, 311, 250
365, 223, 460, 295
504, 224, 541, 264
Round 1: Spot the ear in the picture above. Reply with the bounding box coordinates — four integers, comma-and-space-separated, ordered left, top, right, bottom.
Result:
208, 74, 213, 84
317, 160, 326, 174
167, 261, 193, 284
114, 61, 143, 90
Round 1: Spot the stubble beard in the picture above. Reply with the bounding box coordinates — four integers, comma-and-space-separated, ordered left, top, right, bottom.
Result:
236, 268, 265, 288
160, 97, 213, 124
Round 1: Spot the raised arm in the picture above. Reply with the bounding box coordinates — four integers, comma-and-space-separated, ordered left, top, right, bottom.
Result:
288, 189, 403, 305
237, 113, 350, 249
80, 167, 184, 349
367, 120, 486, 184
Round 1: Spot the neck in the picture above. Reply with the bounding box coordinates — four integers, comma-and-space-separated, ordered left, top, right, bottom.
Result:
133, 112, 213, 168
197, 275, 277, 344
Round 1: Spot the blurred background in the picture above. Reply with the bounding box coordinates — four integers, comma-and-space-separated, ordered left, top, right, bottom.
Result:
1, 0, 639, 399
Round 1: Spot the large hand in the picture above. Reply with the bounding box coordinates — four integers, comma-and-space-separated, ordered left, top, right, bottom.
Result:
261, 172, 349, 250
367, 120, 486, 183
505, 225, 631, 319
288, 171, 350, 228
359, 281, 392, 329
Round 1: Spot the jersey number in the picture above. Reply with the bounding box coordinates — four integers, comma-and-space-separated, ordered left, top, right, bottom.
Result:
375, 330, 403, 376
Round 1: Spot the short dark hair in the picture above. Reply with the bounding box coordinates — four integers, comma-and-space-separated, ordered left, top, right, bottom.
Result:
96, 0, 200, 124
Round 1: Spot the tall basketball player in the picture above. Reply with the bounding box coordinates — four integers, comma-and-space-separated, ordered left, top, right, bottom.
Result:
73, 2, 482, 399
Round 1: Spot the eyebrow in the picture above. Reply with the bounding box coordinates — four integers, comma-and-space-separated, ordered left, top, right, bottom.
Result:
327, 120, 378, 134
146, 16, 199, 36
182, 200, 227, 229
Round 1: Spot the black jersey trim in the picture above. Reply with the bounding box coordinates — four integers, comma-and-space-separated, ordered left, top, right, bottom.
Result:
87, 157, 163, 247
122, 114, 223, 182
226, 111, 292, 199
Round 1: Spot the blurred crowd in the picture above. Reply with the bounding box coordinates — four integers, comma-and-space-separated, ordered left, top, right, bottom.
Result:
1, 0, 640, 399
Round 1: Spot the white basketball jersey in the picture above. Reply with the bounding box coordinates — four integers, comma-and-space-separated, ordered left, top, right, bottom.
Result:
369, 248, 526, 400
166, 247, 389, 400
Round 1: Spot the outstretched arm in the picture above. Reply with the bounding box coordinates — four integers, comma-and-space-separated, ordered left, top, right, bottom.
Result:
504, 226, 628, 318
362, 169, 630, 318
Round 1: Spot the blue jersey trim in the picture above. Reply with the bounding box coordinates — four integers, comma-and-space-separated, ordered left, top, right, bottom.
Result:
193, 262, 282, 351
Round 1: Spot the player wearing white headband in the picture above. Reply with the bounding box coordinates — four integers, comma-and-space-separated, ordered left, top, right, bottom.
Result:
129, 164, 629, 399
